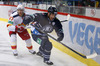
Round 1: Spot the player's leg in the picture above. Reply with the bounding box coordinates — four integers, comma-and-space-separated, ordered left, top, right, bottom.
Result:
37, 36, 48, 57
25, 38, 36, 54
42, 40, 53, 65
31, 34, 44, 57
32, 34, 53, 65
18, 29, 36, 54
9, 31, 18, 56
38, 36, 53, 65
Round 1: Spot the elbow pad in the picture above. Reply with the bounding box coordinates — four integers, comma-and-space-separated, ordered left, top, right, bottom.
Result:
8, 25, 16, 32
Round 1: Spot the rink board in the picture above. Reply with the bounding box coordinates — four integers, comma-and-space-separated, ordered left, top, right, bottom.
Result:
0, 4, 100, 66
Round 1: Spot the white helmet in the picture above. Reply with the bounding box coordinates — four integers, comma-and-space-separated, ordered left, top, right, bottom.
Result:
17, 4, 24, 10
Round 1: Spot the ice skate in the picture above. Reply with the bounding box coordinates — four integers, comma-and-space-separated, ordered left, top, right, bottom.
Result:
44, 60, 53, 65
13, 50, 18, 56
36, 51, 43, 57
29, 50, 36, 54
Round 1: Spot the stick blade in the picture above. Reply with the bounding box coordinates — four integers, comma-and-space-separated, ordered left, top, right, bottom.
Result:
66, 14, 70, 21
86, 53, 97, 59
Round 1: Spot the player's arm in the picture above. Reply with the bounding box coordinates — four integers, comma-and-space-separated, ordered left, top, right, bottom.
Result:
7, 16, 25, 33
23, 13, 44, 25
23, 14, 36, 25
54, 19, 64, 41
7, 16, 16, 32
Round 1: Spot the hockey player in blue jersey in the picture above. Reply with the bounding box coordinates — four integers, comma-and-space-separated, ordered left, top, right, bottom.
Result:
23, 6, 64, 65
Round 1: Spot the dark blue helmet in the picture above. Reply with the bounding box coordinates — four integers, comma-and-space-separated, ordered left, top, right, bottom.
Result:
48, 6, 57, 15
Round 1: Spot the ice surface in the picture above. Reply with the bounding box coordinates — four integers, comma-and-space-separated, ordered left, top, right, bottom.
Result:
0, 21, 87, 66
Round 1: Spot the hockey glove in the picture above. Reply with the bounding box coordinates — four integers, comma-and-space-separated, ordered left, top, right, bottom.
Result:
15, 25, 25, 33
57, 33, 64, 41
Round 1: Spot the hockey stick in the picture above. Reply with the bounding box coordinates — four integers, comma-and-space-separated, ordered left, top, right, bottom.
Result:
61, 20, 68, 22
60, 14, 70, 22
26, 24, 98, 59
44, 33, 98, 59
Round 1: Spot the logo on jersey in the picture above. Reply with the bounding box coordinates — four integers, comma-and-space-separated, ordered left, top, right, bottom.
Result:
52, 22, 55, 25
9, 17, 13, 21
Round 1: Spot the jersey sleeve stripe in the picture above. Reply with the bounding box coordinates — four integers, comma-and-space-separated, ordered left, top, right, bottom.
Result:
8, 20, 13, 24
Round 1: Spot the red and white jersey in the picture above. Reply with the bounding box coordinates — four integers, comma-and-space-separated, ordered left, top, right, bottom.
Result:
7, 11, 28, 32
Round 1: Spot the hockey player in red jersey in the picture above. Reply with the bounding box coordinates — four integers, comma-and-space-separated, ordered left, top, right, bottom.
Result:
7, 4, 36, 56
